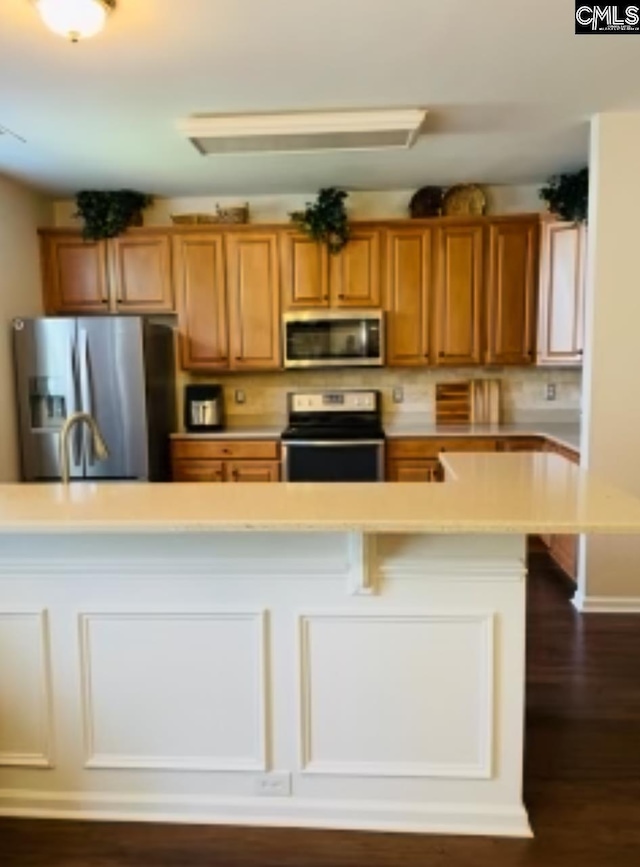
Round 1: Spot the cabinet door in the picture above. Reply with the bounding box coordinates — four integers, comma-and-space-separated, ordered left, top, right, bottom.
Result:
486, 220, 538, 365
385, 228, 432, 366
387, 459, 441, 482
172, 460, 225, 482
433, 225, 483, 365
226, 233, 281, 370
537, 222, 585, 365
174, 234, 228, 371
330, 229, 381, 307
226, 460, 280, 482
281, 232, 329, 309
110, 234, 174, 312
42, 234, 109, 313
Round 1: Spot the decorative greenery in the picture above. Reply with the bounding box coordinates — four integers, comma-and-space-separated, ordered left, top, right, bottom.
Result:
290, 187, 350, 254
75, 190, 153, 240
539, 168, 589, 223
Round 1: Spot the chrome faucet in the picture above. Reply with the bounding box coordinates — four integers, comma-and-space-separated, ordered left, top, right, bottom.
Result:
59, 412, 109, 484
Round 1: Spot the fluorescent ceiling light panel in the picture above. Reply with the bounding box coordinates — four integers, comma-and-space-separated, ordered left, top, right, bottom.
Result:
177, 109, 427, 156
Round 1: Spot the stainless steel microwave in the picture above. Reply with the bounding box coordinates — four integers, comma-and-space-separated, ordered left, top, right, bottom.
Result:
283, 310, 384, 368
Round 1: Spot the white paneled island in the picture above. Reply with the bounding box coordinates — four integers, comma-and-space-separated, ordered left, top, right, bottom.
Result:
2, 452, 640, 838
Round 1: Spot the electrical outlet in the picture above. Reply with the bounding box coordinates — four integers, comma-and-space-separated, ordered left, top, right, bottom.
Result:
392, 386, 404, 404
254, 771, 291, 797
234, 389, 246, 405
546, 383, 557, 401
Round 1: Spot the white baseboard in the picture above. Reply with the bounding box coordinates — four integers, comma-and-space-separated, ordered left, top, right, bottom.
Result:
0, 789, 532, 839
572, 593, 640, 613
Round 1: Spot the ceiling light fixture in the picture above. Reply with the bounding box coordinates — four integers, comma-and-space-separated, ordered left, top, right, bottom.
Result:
33, 0, 115, 42
178, 109, 428, 156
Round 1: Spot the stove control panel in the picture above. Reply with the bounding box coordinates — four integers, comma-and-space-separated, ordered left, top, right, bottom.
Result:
290, 390, 378, 414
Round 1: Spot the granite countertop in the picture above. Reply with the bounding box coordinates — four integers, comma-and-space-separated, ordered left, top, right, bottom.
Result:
383, 420, 581, 452
171, 418, 581, 452
1, 452, 639, 535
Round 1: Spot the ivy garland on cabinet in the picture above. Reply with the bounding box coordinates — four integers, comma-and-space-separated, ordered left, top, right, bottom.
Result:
290, 187, 350, 253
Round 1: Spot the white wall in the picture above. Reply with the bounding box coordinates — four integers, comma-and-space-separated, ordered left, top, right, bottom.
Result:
0, 175, 51, 480
53, 185, 544, 227
578, 113, 640, 609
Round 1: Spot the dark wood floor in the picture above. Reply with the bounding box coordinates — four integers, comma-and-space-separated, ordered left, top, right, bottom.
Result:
2, 550, 640, 866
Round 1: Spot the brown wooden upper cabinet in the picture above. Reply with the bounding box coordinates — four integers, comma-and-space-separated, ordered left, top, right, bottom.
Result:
175, 231, 281, 372
486, 219, 538, 365
537, 221, 586, 366
41, 234, 109, 314
41, 230, 175, 315
226, 232, 281, 370
433, 224, 484, 365
109, 234, 174, 313
280, 232, 330, 308
384, 227, 433, 365
174, 233, 228, 370
281, 228, 381, 309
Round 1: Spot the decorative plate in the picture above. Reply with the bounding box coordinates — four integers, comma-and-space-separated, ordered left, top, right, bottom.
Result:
442, 184, 487, 217
409, 186, 444, 218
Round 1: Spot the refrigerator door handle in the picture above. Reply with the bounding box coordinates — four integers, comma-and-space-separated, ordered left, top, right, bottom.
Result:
70, 332, 83, 467
78, 328, 96, 466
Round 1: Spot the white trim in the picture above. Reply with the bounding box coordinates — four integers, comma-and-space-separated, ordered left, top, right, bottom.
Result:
379, 559, 526, 581
0, 788, 531, 838
79, 610, 268, 772
0, 558, 350, 580
572, 593, 640, 613
346, 533, 379, 595
0, 610, 54, 769
297, 611, 494, 779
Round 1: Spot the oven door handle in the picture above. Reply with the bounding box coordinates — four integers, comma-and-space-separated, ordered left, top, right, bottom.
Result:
282, 440, 385, 447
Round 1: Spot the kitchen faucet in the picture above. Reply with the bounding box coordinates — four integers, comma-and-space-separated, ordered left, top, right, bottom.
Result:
59, 412, 109, 484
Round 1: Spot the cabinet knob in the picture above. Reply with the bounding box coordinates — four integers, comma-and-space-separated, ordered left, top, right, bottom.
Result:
338, 293, 345, 300
438, 351, 444, 357
235, 356, 242, 361
578, 349, 584, 356
232, 469, 238, 481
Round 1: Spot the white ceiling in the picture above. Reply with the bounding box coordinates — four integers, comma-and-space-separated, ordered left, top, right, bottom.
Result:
0, 0, 638, 196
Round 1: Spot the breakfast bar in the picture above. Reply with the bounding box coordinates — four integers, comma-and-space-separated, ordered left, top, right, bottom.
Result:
2, 453, 640, 838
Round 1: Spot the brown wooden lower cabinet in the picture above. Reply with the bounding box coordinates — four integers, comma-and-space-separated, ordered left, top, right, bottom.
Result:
387, 459, 443, 482
171, 439, 280, 482
543, 439, 580, 579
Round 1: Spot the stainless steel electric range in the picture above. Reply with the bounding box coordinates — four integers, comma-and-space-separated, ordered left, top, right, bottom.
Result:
280, 389, 385, 482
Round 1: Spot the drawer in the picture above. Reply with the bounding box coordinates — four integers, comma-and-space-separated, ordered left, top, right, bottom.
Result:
500, 437, 545, 452
387, 437, 499, 460
172, 459, 225, 482
172, 439, 280, 461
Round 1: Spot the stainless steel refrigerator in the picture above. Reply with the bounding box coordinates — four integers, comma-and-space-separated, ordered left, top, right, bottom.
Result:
12, 317, 176, 482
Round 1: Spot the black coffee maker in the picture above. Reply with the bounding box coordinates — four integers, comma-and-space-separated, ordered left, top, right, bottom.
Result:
184, 384, 225, 432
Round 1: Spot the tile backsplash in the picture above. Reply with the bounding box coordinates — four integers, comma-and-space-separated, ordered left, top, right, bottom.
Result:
178, 367, 581, 428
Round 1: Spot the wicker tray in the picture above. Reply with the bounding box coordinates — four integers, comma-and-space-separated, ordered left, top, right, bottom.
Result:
171, 204, 249, 225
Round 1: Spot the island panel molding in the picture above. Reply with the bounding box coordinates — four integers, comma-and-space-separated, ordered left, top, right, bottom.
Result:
297, 611, 494, 779
79, 610, 268, 772
0, 610, 54, 768
0, 529, 532, 837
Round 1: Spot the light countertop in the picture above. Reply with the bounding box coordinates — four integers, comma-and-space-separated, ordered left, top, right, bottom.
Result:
171, 419, 581, 452
1, 452, 639, 535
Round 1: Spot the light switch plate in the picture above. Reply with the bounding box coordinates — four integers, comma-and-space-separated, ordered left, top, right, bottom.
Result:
234, 389, 246, 404
254, 771, 291, 797
546, 383, 557, 401
392, 386, 404, 404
